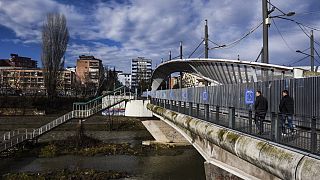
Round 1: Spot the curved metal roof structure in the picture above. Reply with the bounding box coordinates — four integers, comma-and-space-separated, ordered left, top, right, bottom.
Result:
151, 58, 301, 90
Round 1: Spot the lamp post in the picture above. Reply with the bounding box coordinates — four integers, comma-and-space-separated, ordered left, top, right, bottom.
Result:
262, 0, 295, 64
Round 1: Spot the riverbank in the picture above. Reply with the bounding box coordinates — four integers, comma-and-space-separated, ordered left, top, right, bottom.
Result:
0, 115, 205, 179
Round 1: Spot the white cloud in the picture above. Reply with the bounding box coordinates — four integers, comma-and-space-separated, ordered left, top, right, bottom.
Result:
0, 0, 319, 72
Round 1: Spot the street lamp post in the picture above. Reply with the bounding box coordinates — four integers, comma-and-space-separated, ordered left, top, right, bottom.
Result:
262, 0, 295, 64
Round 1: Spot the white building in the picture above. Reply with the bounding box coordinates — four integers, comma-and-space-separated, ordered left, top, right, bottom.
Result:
131, 57, 152, 90
118, 73, 132, 88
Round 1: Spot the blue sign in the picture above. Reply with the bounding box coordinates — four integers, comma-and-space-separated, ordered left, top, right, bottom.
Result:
245, 90, 254, 104
170, 91, 174, 98
182, 91, 187, 99
202, 91, 208, 101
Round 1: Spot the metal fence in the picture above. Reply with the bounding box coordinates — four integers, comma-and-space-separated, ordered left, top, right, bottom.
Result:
148, 76, 320, 155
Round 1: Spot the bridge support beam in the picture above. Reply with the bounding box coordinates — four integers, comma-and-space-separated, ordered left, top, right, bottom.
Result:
204, 161, 241, 180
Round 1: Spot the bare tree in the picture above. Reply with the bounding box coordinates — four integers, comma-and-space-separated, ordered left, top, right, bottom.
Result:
41, 13, 69, 99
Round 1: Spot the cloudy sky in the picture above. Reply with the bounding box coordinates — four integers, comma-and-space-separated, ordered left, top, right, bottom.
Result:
0, 0, 319, 72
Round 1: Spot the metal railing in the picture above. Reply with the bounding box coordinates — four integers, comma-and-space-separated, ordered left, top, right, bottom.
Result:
151, 98, 320, 155
148, 76, 320, 155
0, 86, 134, 153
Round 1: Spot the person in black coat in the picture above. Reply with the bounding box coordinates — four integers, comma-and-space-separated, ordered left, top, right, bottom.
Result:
254, 90, 268, 134
279, 90, 294, 133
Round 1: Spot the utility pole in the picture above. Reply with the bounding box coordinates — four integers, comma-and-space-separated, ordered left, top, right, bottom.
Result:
262, 0, 269, 64
169, 51, 172, 89
310, 30, 315, 72
179, 42, 183, 88
204, 19, 209, 58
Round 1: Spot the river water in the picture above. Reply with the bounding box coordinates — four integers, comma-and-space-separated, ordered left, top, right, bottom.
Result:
0, 119, 206, 180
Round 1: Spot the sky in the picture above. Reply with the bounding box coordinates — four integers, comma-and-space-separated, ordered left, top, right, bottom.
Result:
0, 0, 319, 73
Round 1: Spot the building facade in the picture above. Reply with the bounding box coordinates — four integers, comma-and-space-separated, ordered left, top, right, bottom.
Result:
0, 68, 75, 95
118, 73, 132, 88
76, 55, 104, 90
131, 57, 152, 91
0, 54, 37, 68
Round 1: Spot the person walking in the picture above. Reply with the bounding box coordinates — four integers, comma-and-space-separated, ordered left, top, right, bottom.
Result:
279, 90, 294, 134
254, 90, 268, 134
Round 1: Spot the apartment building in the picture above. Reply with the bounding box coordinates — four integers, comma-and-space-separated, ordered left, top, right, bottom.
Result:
0, 68, 75, 95
131, 57, 152, 90
0, 54, 37, 68
76, 55, 104, 89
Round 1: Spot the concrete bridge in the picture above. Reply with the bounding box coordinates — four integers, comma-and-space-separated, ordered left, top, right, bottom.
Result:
145, 58, 320, 179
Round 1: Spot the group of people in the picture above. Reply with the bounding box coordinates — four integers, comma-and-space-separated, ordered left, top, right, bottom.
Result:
254, 90, 294, 135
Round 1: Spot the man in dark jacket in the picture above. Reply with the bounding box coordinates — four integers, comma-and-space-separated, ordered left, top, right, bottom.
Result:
279, 90, 294, 133
254, 90, 268, 134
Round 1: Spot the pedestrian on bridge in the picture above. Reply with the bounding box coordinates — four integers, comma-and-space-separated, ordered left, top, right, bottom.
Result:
279, 90, 294, 134
254, 90, 268, 134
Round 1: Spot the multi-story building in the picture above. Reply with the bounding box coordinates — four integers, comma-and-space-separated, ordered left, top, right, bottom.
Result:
56, 69, 76, 95
76, 55, 104, 89
131, 57, 152, 90
0, 68, 45, 95
118, 72, 132, 88
0, 54, 37, 68
0, 68, 76, 95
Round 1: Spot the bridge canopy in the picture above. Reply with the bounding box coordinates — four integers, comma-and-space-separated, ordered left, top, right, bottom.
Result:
151, 58, 302, 90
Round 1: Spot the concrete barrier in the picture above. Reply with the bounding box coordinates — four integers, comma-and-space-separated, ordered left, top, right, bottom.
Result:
125, 100, 153, 117
147, 103, 320, 180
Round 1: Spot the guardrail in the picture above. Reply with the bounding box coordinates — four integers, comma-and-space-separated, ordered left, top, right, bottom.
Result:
147, 76, 320, 156
0, 86, 134, 153
151, 97, 320, 155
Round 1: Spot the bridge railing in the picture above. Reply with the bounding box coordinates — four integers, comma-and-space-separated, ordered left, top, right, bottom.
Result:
148, 76, 320, 155
151, 98, 320, 155
72, 86, 133, 118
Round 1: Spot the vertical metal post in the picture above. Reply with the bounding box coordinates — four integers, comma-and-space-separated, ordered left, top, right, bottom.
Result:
189, 102, 193, 116
183, 102, 186, 114
274, 113, 281, 142
205, 104, 210, 121
204, 19, 209, 58
170, 100, 173, 110
215, 106, 220, 123
249, 110, 253, 134
196, 104, 200, 117
311, 30, 315, 72
179, 42, 183, 88
229, 107, 235, 128
271, 112, 276, 140
262, 0, 269, 64
178, 101, 181, 113
311, 117, 317, 153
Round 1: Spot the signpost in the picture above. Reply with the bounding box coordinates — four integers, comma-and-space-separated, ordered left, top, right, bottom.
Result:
245, 90, 254, 105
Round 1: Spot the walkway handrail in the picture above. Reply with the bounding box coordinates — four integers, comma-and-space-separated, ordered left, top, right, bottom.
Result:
151, 97, 320, 156
0, 89, 133, 153
73, 86, 126, 106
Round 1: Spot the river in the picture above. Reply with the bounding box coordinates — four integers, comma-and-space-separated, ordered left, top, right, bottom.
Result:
0, 116, 205, 179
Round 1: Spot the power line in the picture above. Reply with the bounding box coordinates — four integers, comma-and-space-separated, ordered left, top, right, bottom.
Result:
296, 23, 320, 47
267, 0, 287, 16
208, 22, 263, 50
272, 18, 295, 52
208, 38, 221, 46
188, 39, 204, 58
289, 55, 309, 65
